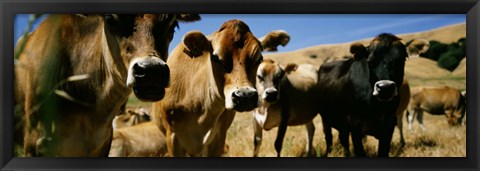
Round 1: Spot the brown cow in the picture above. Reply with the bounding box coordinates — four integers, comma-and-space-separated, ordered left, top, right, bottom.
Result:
253, 60, 318, 157
112, 107, 151, 129
151, 20, 290, 157
14, 14, 200, 157
407, 86, 466, 131
109, 121, 167, 157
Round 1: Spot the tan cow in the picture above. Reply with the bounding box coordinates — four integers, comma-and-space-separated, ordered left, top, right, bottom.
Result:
151, 20, 290, 157
253, 59, 319, 157
407, 86, 466, 131
112, 107, 151, 129
14, 14, 200, 157
406, 38, 430, 57
109, 121, 167, 157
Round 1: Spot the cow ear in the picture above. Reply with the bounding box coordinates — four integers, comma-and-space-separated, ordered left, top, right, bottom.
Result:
259, 30, 290, 52
182, 31, 212, 58
282, 63, 298, 74
350, 42, 368, 60
177, 14, 201, 22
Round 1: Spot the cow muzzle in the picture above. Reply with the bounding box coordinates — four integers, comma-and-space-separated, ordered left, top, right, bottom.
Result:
372, 80, 398, 101
262, 88, 279, 103
227, 86, 258, 112
127, 57, 170, 102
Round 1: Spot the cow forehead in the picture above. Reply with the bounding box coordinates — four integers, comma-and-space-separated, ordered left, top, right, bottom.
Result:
212, 20, 262, 58
258, 61, 281, 77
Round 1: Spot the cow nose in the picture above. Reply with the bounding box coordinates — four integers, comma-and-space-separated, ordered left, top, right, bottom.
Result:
264, 89, 278, 103
376, 81, 396, 94
132, 58, 170, 88
232, 87, 258, 112
373, 80, 397, 101
129, 57, 170, 102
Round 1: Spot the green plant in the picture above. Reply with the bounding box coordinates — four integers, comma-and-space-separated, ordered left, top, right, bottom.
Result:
438, 51, 461, 71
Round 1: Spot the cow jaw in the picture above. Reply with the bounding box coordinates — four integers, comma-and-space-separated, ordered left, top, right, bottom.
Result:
126, 57, 169, 102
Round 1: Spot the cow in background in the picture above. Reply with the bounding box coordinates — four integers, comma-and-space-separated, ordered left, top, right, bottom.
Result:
253, 59, 318, 157
151, 20, 290, 157
14, 14, 200, 156
405, 38, 430, 57
407, 86, 466, 131
112, 107, 151, 129
109, 121, 167, 157
317, 33, 408, 157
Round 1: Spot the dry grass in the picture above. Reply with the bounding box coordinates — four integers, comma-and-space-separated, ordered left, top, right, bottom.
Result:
223, 110, 466, 157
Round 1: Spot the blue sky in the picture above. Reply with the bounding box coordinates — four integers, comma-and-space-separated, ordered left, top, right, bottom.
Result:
14, 14, 465, 53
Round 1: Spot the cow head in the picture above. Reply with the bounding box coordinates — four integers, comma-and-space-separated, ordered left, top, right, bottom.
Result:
102, 14, 200, 102
406, 38, 430, 57
182, 20, 290, 112
256, 59, 297, 104
112, 107, 151, 129
352, 33, 408, 101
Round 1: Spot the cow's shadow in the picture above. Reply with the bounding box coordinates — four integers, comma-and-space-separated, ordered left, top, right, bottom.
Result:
390, 136, 438, 157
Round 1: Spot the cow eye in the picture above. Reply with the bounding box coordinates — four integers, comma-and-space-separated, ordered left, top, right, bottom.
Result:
255, 56, 263, 66
257, 75, 264, 82
211, 54, 222, 64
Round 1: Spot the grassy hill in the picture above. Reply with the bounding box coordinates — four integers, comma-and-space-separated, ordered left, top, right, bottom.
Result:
265, 22, 466, 90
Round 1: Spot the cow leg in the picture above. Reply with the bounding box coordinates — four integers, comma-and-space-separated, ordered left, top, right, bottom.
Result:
377, 118, 396, 157
207, 110, 235, 157
253, 117, 263, 157
351, 130, 366, 157
339, 130, 350, 157
171, 133, 188, 157
397, 111, 406, 146
407, 109, 415, 131
274, 111, 289, 157
417, 110, 425, 131
108, 131, 125, 157
322, 119, 333, 156
304, 121, 316, 157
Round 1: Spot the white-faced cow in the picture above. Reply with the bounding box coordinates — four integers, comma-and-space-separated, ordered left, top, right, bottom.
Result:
405, 38, 430, 57
407, 86, 466, 131
317, 33, 408, 157
253, 59, 318, 157
151, 20, 290, 157
14, 14, 200, 157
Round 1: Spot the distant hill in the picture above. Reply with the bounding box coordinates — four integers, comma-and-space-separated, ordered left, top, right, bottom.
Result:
265, 23, 466, 89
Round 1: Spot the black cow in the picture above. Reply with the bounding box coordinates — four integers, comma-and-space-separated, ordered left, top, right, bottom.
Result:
316, 33, 408, 157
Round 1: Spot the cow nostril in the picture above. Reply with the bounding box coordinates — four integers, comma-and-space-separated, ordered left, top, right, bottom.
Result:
233, 90, 244, 98
233, 90, 258, 99
266, 90, 277, 95
133, 63, 146, 78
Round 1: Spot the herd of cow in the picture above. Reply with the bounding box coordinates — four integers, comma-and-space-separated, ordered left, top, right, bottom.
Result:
13, 14, 466, 157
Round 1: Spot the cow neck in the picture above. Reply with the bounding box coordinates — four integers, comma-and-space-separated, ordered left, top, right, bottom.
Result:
167, 47, 224, 116
100, 24, 130, 99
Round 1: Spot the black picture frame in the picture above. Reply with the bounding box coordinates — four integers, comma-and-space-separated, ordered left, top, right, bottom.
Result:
1, 0, 478, 170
